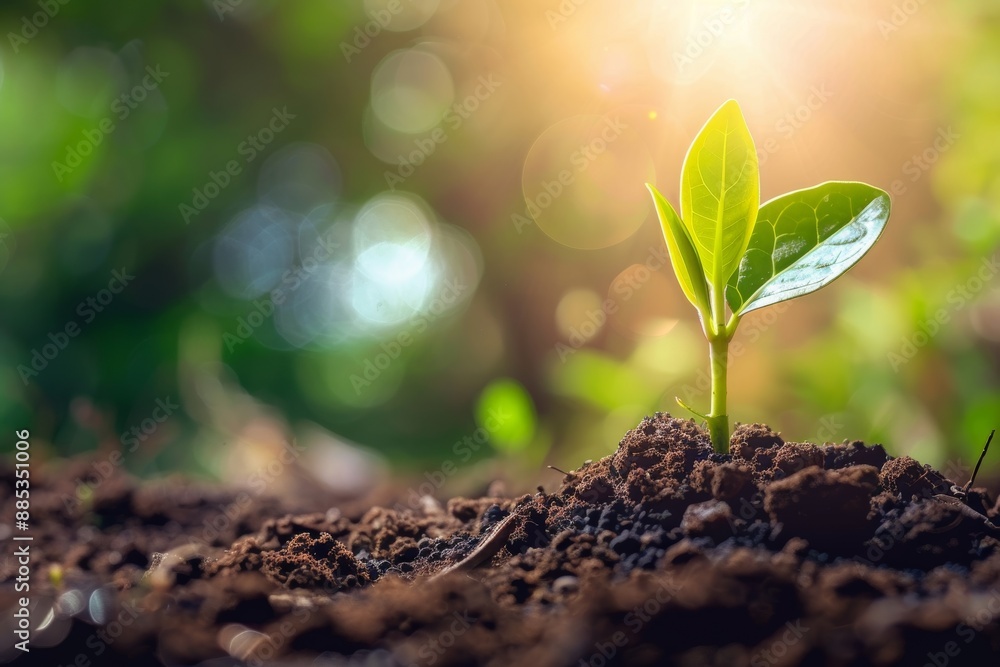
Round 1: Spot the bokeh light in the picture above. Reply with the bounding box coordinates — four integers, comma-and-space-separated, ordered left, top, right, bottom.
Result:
522, 114, 656, 250
476, 378, 537, 454
371, 48, 454, 135
606, 262, 680, 338
257, 143, 343, 214
349, 192, 438, 327
213, 205, 297, 300
555, 288, 604, 340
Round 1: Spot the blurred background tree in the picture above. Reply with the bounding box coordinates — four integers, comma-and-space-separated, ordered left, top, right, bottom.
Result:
1, 0, 998, 493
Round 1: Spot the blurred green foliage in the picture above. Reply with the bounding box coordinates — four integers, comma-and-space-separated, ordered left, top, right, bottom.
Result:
1, 0, 999, 485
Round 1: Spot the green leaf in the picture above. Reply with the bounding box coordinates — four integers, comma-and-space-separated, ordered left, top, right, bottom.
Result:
646, 184, 710, 316
726, 181, 891, 316
675, 396, 708, 421
680, 99, 760, 293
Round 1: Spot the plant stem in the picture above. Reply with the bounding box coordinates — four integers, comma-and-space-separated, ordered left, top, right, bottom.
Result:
707, 334, 729, 453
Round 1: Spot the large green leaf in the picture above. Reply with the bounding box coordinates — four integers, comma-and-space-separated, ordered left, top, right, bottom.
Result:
680, 100, 759, 292
726, 181, 891, 315
646, 184, 710, 316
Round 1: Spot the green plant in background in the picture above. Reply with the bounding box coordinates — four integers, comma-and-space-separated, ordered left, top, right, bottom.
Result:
647, 100, 892, 453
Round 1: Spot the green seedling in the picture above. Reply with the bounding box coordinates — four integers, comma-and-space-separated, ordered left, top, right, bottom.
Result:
647, 99, 891, 453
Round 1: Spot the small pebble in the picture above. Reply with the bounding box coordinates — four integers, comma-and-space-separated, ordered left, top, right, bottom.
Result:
552, 575, 580, 595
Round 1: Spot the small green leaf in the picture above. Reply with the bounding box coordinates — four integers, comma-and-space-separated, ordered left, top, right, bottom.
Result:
726, 181, 891, 315
646, 184, 710, 317
680, 100, 760, 292
675, 396, 708, 421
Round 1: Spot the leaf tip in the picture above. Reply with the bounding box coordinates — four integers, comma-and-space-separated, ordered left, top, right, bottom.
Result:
675, 396, 708, 420
717, 98, 743, 117
645, 183, 666, 205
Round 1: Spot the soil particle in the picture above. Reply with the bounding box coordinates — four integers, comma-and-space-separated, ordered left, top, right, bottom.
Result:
823, 440, 890, 470
770, 442, 826, 481
681, 499, 734, 541
730, 422, 784, 461
609, 414, 713, 486
880, 455, 948, 498
765, 466, 879, 552
260, 532, 369, 589
709, 461, 754, 501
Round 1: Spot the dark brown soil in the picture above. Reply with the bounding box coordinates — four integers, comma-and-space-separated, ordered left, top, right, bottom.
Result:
4, 414, 1000, 666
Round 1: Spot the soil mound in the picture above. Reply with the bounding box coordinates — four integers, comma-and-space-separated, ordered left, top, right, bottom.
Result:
4, 414, 1000, 666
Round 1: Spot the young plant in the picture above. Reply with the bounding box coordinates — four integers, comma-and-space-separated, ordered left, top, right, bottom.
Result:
647, 100, 891, 453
